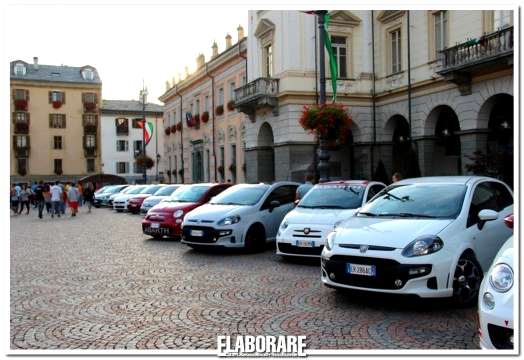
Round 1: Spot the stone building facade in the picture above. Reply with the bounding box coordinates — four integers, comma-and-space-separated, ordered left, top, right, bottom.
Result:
235, 10, 514, 186
10, 57, 102, 183
159, 27, 248, 184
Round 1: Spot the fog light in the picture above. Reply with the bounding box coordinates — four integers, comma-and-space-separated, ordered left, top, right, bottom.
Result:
175, 219, 182, 224
409, 267, 428, 276
329, 273, 335, 280
483, 292, 495, 310
394, 279, 403, 287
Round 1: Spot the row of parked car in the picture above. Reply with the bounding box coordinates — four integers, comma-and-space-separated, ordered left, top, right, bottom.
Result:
94, 175, 514, 350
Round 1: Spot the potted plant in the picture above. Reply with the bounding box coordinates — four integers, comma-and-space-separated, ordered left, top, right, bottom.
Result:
171, 124, 177, 133
201, 111, 210, 123
176, 122, 182, 132
14, 99, 27, 111
165, 127, 171, 135
178, 169, 184, 177
227, 100, 235, 111
52, 100, 62, 109
215, 105, 224, 116
217, 165, 225, 176
136, 154, 155, 169
299, 103, 352, 143
229, 164, 236, 173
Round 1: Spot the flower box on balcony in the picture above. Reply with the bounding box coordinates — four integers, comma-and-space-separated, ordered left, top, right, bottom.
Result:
52, 100, 62, 109
201, 111, 210, 123
215, 105, 224, 116
171, 125, 177, 133
14, 99, 28, 111
84, 102, 97, 112
227, 100, 235, 111
194, 113, 200, 122
176, 123, 182, 131
165, 127, 171, 135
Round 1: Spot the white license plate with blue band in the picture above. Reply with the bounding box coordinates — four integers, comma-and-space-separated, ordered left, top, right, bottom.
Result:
151, 223, 160, 229
190, 229, 204, 237
347, 263, 376, 277
295, 240, 314, 247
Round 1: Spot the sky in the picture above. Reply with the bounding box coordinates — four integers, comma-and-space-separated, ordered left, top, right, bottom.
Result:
6, 4, 248, 104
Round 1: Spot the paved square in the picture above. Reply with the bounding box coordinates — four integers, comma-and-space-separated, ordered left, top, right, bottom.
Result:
11, 208, 479, 349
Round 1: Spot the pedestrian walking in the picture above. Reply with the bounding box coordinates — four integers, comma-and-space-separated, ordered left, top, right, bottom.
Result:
34, 181, 45, 219
18, 184, 31, 215
10, 184, 19, 215
50, 181, 62, 218
83, 182, 95, 213
67, 184, 80, 217
296, 174, 315, 201
43, 183, 52, 214
77, 182, 84, 207
60, 184, 68, 215
31, 181, 38, 208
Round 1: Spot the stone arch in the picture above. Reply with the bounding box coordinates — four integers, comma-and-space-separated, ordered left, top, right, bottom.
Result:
427, 105, 462, 176
256, 122, 275, 182
257, 122, 274, 147
477, 93, 513, 129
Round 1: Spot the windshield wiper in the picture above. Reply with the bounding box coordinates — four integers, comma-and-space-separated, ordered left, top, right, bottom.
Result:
213, 202, 243, 205
377, 213, 437, 218
382, 189, 408, 202
358, 211, 377, 217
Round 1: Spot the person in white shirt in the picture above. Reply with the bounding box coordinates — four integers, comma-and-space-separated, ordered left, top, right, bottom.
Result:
50, 181, 62, 218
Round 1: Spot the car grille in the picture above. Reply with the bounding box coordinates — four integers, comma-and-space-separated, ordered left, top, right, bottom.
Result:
146, 214, 166, 221
322, 255, 431, 290
182, 226, 218, 243
338, 244, 396, 251
187, 219, 215, 224
488, 324, 514, 349
292, 228, 322, 238
278, 243, 323, 256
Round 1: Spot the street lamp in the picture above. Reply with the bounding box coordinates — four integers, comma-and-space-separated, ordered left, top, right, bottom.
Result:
140, 86, 148, 184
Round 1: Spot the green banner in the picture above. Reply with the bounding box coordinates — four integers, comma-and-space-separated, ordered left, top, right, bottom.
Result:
323, 13, 338, 102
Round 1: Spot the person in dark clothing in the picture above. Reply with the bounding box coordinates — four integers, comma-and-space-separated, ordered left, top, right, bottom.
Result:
34, 181, 45, 219
18, 184, 31, 215
83, 182, 95, 213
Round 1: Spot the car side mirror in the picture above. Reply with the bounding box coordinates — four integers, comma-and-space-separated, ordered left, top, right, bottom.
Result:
293, 199, 299, 207
477, 209, 498, 230
269, 200, 280, 212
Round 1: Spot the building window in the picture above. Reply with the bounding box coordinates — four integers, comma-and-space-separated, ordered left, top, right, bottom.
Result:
13, 89, 28, 101
49, 114, 66, 128
86, 158, 95, 173
133, 140, 143, 155
116, 162, 129, 174
53, 136, 63, 150
15, 135, 28, 148
82, 92, 97, 104
48, 91, 65, 105
218, 88, 224, 106
231, 144, 237, 182
14, 112, 28, 123
54, 159, 63, 174
264, 44, 273, 77
390, 29, 402, 74
85, 134, 96, 148
83, 114, 97, 127
133, 162, 144, 174
241, 75, 247, 85
204, 96, 209, 112
14, 63, 26, 76
115, 117, 129, 135
220, 146, 225, 181
132, 118, 143, 128
116, 140, 128, 152
434, 11, 448, 57
17, 158, 27, 175
196, 99, 200, 114
81, 68, 95, 81
229, 81, 236, 101
331, 36, 348, 78
494, 10, 512, 29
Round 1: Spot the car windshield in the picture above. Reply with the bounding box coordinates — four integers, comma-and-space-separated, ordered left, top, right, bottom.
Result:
126, 186, 146, 195
108, 186, 126, 194
210, 185, 269, 206
298, 184, 365, 209
140, 185, 163, 194
358, 183, 467, 219
97, 186, 114, 194
167, 185, 210, 202
153, 185, 179, 196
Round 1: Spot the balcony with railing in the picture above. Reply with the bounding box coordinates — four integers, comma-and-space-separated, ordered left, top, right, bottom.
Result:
234, 77, 279, 120
84, 146, 97, 157
13, 113, 29, 134
438, 26, 513, 95
83, 115, 98, 134
13, 136, 30, 158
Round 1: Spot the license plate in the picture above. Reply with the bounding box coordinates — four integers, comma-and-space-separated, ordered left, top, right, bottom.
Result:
190, 229, 204, 237
151, 223, 160, 229
347, 263, 376, 277
295, 240, 314, 247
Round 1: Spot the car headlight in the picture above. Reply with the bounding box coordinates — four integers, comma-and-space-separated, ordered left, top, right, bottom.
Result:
280, 220, 289, 230
218, 215, 241, 226
489, 263, 513, 292
173, 209, 184, 218
325, 231, 336, 251
401, 235, 443, 257
333, 220, 343, 230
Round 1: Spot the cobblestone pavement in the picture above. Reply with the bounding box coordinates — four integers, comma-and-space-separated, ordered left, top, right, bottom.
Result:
11, 207, 480, 350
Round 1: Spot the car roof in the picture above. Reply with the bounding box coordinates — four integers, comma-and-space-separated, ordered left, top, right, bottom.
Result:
394, 176, 500, 186
320, 180, 372, 186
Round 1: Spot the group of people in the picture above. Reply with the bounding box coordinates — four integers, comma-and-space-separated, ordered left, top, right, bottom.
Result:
10, 181, 96, 219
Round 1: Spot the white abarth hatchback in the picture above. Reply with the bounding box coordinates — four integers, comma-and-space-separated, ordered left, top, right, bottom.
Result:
321, 176, 513, 306
276, 180, 385, 258
182, 182, 299, 251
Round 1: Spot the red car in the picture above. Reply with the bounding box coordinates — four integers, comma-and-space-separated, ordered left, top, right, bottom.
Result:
142, 183, 231, 239
127, 184, 166, 214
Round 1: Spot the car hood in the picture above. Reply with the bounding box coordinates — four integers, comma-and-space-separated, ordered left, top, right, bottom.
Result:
131, 194, 150, 199
285, 207, 358, 226
185, 204, 245, 222
142, 196, 168, 206
149, 201, 198, 213
114, 194, 139, 201
334, 217, 453, 249
492, 236, 513, 268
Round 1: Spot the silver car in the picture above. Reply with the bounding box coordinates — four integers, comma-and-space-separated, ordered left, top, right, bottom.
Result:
140, 184, 182, 214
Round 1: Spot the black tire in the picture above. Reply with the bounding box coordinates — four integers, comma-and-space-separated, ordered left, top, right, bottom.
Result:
244, 225, 265, 253
151, 235, 163, 240
452, 254, 483, 307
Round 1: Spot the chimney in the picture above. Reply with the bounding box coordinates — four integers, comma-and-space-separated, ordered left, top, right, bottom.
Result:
33, 56, 39, 70
196, 53, 205, 69
185, 66, 190, 77
225, 33, 232, 48
211, 41, 218, 58
237, 25, 245, 41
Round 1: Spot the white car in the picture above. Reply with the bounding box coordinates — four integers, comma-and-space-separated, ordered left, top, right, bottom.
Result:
112, 185, 147, 212
140, 184, 181, 214
276, 180, 385, 258
479, 215, 514, 350
94, 185, 129, 207
321, 176, 513, 305
182, 182, 299, 251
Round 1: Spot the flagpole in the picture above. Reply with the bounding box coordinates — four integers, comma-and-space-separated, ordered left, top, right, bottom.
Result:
315, 10, 329, 183
141, 85, 148, 184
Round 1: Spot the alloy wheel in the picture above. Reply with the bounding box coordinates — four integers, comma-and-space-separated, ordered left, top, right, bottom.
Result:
452, 257, 482, 305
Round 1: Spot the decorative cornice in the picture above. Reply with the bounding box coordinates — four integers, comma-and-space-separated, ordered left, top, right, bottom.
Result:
376, 10, 406, 23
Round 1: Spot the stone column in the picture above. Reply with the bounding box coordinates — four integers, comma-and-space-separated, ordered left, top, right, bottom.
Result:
414, 137, 436, 176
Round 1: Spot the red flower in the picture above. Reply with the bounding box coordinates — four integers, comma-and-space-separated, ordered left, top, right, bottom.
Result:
298, 103, 352, 142
176, 123, 182, 131
201, 111, 210, 123
165, 127, 171, 135
14, 99, 27, 111
52, 100, 62, 109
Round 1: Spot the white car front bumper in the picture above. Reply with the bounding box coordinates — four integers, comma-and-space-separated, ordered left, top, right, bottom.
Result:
276, 223, 332, 258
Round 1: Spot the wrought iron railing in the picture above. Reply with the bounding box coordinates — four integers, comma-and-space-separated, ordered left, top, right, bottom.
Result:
234, 77, 279, 104
440, 26, 513, 70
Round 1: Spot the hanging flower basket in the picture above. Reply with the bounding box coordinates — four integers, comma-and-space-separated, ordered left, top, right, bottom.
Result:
194, 113, 200, 122
201, 111, 210, 123
227, 100, 235, 111
178, 169, 184, 177
52, 100, 62, 109
165, 127, 171, 135
215, 105, 224, 116
186, 115, 194, 127
136, 154, 155, 169
176, 123, 182, 131
14, 99, 28, 111
171, 125, 177, 133
299, 103, 352, 143
166, 170, 171, 176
